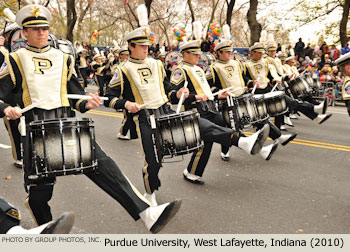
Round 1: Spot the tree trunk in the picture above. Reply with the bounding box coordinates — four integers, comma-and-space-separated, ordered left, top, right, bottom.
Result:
247, 0, 261, 46
340, 0, 350, 47
187, 0, 195, 23
226, 0, 236, 27
76, 0, 93, 42
67, 0, 77, 42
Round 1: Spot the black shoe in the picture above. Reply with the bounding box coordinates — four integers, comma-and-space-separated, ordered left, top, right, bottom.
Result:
251, 124, 270, 155
265, 142, 279, 161
40, 212, 75, 234
319, 114, 332, 124
322, 99, 328, 114
281, 133, 297, 146
150, 199, 182, 234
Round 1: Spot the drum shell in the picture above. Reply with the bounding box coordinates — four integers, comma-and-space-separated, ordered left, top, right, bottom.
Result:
27, 118, 97, 178
252, 94, 269, 122
288, 77, 309, 98
156, 111, 202, 157
234, 94, 260, 126
56, 39, 77, 59
263, 91, 288, 117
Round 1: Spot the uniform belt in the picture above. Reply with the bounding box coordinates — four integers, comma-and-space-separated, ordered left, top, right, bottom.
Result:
147, 103, 172, 118
24, 107, 75, 123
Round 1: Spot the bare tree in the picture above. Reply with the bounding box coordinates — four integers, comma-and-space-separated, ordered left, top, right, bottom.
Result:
226, 0, 236, 27
187, 0, 195, 23
67, 0, 77, 41
247, 0, 261, 45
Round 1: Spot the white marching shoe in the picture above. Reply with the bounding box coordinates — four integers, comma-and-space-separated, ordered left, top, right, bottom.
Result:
144, 192, 158, 206
277, 133, 297, 146
280, 125, 287, 131
117, 132, 130, 140
284, 116, 294, 127
315, 114, 332, 124
259, 142, 278, 161
290, 114, 297, 119
238, 124, 270, 155
183, 169, 204, 184
221, 151, 230, 161
139, 199, 182, 234
314, 100, 328, 114
6, 212, 75, 234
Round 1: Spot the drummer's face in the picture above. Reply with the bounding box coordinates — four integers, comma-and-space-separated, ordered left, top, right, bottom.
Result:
268, 50, 276, 57
184, 52, 201, 65
23, 26, 49, 48
120, 54, 129, 61
219, 51, 232, 61
129, 44, 148, 59
251, 51, 263, 61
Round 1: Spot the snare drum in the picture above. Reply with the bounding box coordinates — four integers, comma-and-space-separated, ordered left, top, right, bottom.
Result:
288, 76, 310, 98
251, 94, 269, 122
156, 111, 203, 157
57, 39, 77, 59
304, 74, 315, 89
313, 78, 322, 90
263, 91, 288, 117
26, 118, 98, 181
234, 94, 257, 126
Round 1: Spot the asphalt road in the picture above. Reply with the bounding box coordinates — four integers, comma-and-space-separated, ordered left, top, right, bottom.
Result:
1, 92, 349, 234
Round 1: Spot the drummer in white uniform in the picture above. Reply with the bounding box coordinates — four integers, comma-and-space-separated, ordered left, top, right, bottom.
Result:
207, 27, 296, 161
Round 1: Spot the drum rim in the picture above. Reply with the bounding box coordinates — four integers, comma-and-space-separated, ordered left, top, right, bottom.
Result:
156, 111, 198, 120
29, 117, 93, 126
263, 90, 284, 98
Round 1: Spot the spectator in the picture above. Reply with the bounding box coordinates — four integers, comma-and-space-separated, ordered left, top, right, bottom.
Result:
329, 44, 340, 60
294, 38, 305, 59
304, 43, 313, 58
341, 43, 350, 55
201, 38, 211, 52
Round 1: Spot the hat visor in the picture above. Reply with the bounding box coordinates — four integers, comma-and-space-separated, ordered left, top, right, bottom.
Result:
187, 50, 202, 55
220, 48, 233, 52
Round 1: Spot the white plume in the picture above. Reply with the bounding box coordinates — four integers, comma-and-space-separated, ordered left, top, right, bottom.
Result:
260, 30, 267, 43
3, 8, 16, 23
192, 21, 202, 40
182, 36, 188, 43
281, 45, 286, 53
94, 47, 99, 55
159, 46, 165, 55
137, 4, 148, 27
222, 24, 230, 41
267, 33, 275, 43
290, 48, 295, 57
113, 40, 119, 48
33, 0, 40, 4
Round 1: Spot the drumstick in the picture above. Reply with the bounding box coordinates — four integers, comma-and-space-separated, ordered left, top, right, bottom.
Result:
211, 86, 234, 97
139, 96, 165, 109
251, 84, 257, 94
176, 81, 188, 114
65, 94, 108, 101
270, 82, 279, 92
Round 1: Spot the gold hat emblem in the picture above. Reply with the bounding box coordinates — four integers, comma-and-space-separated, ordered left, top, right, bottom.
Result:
31, 6, 41, 18
228, 41, 232, 46
143, 28, 148, 36
197, 41, 201, 47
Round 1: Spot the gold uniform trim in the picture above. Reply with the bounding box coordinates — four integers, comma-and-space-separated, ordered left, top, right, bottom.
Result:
182, 65, 204, 95
61, 55, 70, 107
213, 65, 227, 89
4, 52, 16, 86
133, 115, 152, 194
67, 55, 75, 81
3, 117, 18, 161
109, 97, 119, 109
11, 52, 31, 106
0, 72, 10, 79
190, 148, 203, 174
157, 60, 167, 101
26, 45, 51, 53
22, 20, 49, 27
121, 66, 144, 106
75, 99, 84, 111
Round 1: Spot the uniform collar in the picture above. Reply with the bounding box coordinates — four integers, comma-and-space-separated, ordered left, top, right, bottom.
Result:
217, 59, 229, 64
183, 61, 194, 67
26, 44, 51, 53
129, 57, 146, 64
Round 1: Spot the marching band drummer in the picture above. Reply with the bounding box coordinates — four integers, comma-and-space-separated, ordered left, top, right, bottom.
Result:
0, 2, 182, 234
105, 6, 269, 206
114, 45, 138, 140
169, 21, 270, 186
335, 51, 350, 116
244, 42, 332, 125
206, 31, 296, 162
90, 49, 108, 97
0, 8, 23, 169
